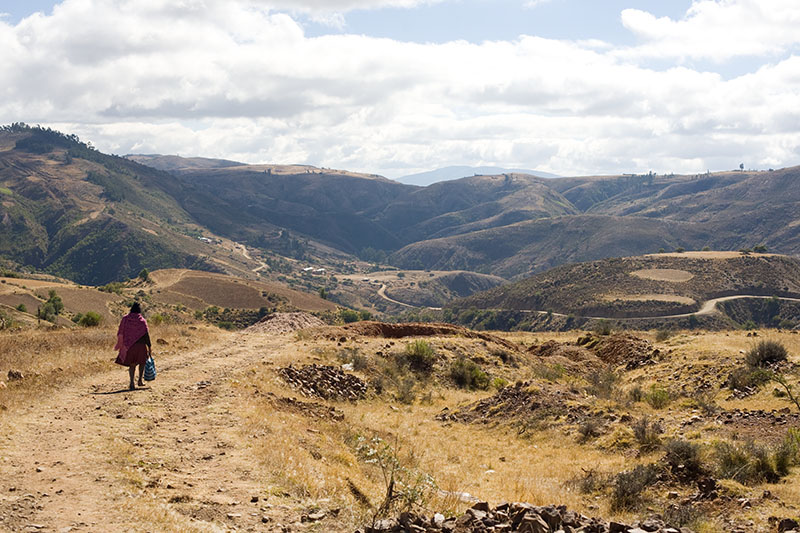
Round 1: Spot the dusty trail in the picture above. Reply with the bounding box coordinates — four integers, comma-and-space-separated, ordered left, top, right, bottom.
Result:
0, 330, 300, 532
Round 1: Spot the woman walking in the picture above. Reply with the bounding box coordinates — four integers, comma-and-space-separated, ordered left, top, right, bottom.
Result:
114, 302, 152, 390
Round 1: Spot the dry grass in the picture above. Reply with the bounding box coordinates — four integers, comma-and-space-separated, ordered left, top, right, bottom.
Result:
0, 324, 217, 410
630, 269, 694, 282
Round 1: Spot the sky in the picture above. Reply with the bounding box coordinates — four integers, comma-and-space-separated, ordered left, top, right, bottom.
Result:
1, 0, 799, 178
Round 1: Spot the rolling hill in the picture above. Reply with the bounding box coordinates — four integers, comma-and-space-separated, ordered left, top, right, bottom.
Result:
3, 124, 800, 294
452, 251, 800, 318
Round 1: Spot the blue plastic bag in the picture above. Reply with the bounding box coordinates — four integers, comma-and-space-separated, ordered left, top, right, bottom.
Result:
144, 357, 156, 381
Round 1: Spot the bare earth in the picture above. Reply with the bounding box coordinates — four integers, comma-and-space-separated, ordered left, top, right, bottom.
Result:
0, 330, 313, 533
630, 269, 695, 282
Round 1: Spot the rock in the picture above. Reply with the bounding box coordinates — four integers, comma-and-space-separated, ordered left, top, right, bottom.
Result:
472, 501, 491, 512
156, 338, 168, 345
433, 513, 445, 527
304, 510, 326, 522
251, 496, 259, 503
667, 491, 680, 499
262, 515, 271, 523
779, 518, 800, 532
7, 370, 23, 381
226, 513, 241, 519
0, 381, 6, 389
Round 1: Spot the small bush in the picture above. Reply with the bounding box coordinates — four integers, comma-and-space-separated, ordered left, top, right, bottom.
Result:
655, 328, 675, 342
727, 365, 770, 391
138, 268, 150, 281
578, 418, 604, 443
449, 357, 489, 390
15, 303, 26, 313
534, 363, 565, 382
644, 384, 671, 409
397, 376, 417, 404
404, 340, 436, 374
492, 377, 509, 390
78, 311, 102, 327
632, 416, 663, 452
593, 320, 612, 336
746, 339, 788, 368
587, 367, 619, 399
663, 439, 705, 481
340, 309, 360, 323
610, 463, 661, 511
714, 439, 795, 484
150, 313, 166, 326
628, 385, 644, 403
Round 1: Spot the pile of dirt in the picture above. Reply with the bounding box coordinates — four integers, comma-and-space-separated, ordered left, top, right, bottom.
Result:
246, 312, 326, 335
363, 501, 694, 533
321, 321, 519, 352
527, 340, 603, 375
278, 364, 367, 401
436, 381, 581, 425
577, 333, 660, 369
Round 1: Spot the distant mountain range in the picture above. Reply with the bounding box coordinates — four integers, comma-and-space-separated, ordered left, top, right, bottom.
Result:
1, 124, 799, 289
395, 166, 559, 186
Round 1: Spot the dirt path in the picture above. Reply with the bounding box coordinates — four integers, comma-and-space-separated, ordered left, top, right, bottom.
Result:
0, 330, 305, 532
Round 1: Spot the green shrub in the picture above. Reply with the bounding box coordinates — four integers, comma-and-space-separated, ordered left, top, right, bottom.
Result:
404, 340, 436, 374
714, 439, 795, 484
578, 418, 604, 443
449, 357, 489, 390
138, 268, 150, 281
644, 384, 671, 409
746, 339, 788, 367
15, 303, 26, 313
534, 363, 565, 382
78, 311, 102, 327
593, 320, 612, 336
663, 439, 705, 481
99, 282, 125, 294
339, 308, 360, 323
727, 365, 770, 391
610, 464, 661, 511
150, 314, 165, 326
632, 416, 663, 452
492, 377, 509, 390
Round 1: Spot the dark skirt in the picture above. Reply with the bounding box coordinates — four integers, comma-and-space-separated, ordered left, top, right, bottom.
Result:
123, 343, 149, 367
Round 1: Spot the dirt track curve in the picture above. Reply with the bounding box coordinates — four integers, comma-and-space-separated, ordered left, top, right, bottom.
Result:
0, 330, 314, 533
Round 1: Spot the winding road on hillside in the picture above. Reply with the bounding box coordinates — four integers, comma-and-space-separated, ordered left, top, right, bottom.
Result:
0, 330, 333, 532
525, 294, 800, 321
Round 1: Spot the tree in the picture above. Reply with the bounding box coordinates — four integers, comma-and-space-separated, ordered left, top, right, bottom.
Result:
739, 163, 744, 171
138, 268, 150, 282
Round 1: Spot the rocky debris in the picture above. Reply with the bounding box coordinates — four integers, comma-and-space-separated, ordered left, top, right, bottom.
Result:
247, 312, 327, 335
578, 333, 659, 370
778, 518, 799, 532
323, 321, 519, 352
359, 502, 695, 533
279, 364, 367, 401
271, 394, 345, 421
7, 370, 23, 381
714, 408, 800, 442
436, 381, 580, 425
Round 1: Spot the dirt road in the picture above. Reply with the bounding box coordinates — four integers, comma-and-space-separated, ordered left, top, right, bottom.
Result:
0, 330, 308, 532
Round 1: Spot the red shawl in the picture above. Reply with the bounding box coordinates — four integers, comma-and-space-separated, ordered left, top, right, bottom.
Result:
114, 313, 149, 363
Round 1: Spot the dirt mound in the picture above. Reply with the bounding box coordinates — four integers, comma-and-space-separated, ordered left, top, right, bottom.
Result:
365, 501, 693, 533
321, 321, 519, 351
247, 312, 326, 335
577, 333, 659, 369
278, 364, 367, 401
527, 340, 603, 375
437, 381, 581, 425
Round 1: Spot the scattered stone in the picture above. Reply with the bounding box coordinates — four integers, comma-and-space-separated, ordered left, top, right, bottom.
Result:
278, 364, 367, 401
251, 496, 259, 503
7, 370, 23, 381
156, 338, 168, 345
361, 503, 694, 533
302, 510, 327, 522
779, 518, 799, 532
0, 381, 6, 389
226, 513, 241, 519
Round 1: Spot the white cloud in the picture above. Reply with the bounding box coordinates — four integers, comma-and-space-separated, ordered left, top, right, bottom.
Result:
619, 0, 800, 61
1, 0, 799, 178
